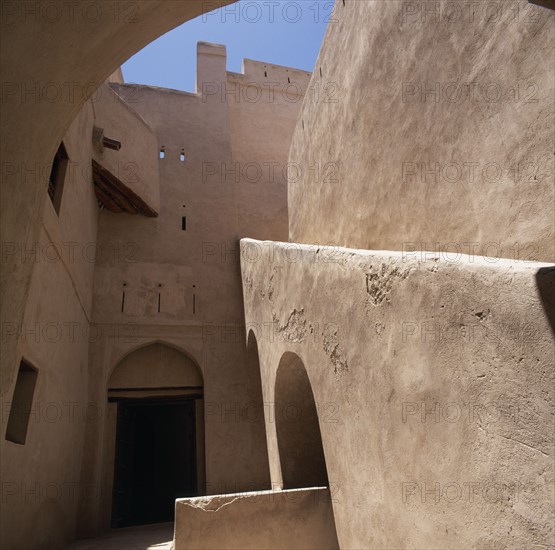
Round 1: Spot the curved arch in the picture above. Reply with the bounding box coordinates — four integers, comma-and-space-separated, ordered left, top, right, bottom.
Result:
106, 342, 205, 528
274, 352, 329, 489
108, 339, 203, 386
108, 342, 202, 390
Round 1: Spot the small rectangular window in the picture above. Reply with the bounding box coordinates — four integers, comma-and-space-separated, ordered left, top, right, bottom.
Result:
182, 216, 187, 231
48, 142, 69, 216
5, 360, 38, 445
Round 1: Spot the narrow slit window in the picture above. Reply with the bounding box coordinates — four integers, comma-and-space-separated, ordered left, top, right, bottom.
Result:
5, 360, 38, 445
192, 285, 196, 314
180, 150, 185, 162
159, 147, 166, 159
48, 141, 69, 216
182, 216, 187, 231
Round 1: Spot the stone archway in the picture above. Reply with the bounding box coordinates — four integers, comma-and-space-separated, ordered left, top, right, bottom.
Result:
274, 352, 328, 489
104, 342, 204, 528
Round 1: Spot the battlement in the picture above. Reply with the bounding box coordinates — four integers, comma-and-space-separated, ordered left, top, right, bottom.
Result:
196, 41, 311, 99
240, 58, 310, 86
113, 42, 311, 101
197, 40, 227, 58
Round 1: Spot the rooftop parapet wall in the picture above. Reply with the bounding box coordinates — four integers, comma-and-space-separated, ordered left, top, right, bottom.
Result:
112, 43, 311, 107
197, 42, 312, 103
288, 0, 554, 261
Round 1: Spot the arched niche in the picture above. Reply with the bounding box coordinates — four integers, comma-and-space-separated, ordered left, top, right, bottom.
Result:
275, 352, 329, 489
108, 342, 202, 391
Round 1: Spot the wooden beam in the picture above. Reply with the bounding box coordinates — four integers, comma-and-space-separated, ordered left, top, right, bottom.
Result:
92, 160, 158, 217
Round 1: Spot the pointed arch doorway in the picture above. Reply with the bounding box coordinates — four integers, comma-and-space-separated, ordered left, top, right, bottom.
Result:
107, 343, 204, 528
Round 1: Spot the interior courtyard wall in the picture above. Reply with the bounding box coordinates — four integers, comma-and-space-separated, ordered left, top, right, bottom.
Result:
2, 100, 99, 550
288, 0, 554, 261
240, 238, 554, 549
83, 43, 310, 533
0, 1, 235, 422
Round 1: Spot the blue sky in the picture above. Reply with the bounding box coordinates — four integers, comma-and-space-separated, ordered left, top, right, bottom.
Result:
122, 0, 332, 92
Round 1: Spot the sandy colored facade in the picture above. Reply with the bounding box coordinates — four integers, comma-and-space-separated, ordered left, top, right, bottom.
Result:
1, 41, 310, 549
1, 1, 554, 549
289, 0, 555, 262
239, 239, 554, 549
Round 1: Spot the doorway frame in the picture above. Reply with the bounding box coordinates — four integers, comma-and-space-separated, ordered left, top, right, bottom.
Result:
101, 389, 205, 529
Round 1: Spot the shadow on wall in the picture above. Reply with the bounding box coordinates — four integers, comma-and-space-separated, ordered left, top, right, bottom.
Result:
246, 331, 272, 488
275, 352, 329, 489
536, 266, 555, 337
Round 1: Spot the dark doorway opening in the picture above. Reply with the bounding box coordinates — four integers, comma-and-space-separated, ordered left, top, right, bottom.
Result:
111, 397, 197, 528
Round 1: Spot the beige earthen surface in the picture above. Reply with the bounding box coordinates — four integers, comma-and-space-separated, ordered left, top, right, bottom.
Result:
2, 39, 309, 548
1, 12, 239, 547
80, 44, 309, 535
0, 0, 235, 443
92, 82, 160, 214
1, 99, 102, 550
174, 488, 339, 550
2, 0, 554, 548
289, 0, 554, 261
240, 238, 554, 549
108, 343, 203, 389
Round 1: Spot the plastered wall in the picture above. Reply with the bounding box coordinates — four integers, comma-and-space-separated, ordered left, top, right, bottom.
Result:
288, 0, 554, 261
1, 102, 99, 550
2, 75, 166, 547
174, 488, 339, 550
240, 238, 555, 549
78, 43, 310, 536
3, 41, 296, 546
